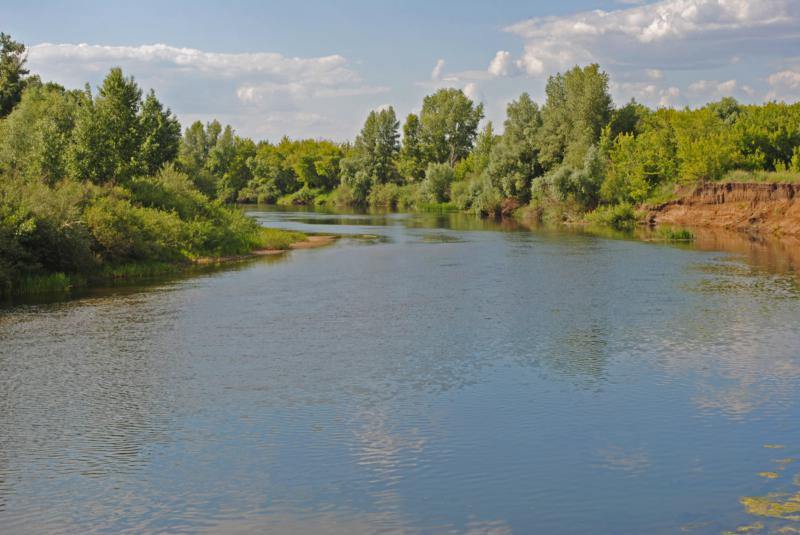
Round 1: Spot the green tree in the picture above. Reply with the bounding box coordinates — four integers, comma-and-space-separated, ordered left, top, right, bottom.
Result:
0, 83, 85, 183
397, 113, 425, 182
418, 88, 484, 166
341, 107, 400, 187
68, 68, 144, 184
538, 64, 613, 170
0, 33, 29, 117
423, 162, 454, 202
486, 93, 542, 201
138, 90, 181, 175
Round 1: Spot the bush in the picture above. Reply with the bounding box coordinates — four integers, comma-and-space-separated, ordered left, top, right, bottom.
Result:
85, 195, 187, 262
277, 186, 321, 206
368, 183, 401, 207
422, 163, 454, 203
329, 184, 359, 207
587, 202, 637, 230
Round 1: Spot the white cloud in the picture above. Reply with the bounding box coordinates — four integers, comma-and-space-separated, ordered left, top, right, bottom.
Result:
25, 42, 388, 140
611, 80, 683, 107
29, 43, 360, 84
687, 78, 738, 97
646, 68, 663, 80
487, 51, 520, 77
431, 59, 446, 81
463, 82, 483, 103
503, 0, 800, 76
768, 69, 800, 90
766, 68, 800, 101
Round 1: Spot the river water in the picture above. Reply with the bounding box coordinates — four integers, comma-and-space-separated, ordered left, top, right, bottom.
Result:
2, 207, 800, 534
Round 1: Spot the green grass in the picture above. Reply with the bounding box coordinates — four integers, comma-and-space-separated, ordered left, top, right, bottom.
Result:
255, 227, 308, 250
643, 182, 681, 205
13, 272, 82, 295
723, 169, 800, 184
656, 226, 695, 242
586, 203, 637, 230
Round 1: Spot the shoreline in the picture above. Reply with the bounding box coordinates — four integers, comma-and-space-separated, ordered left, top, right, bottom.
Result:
647, 182, 800, 238
5, 234, 339, 300
195, 235, 337, 264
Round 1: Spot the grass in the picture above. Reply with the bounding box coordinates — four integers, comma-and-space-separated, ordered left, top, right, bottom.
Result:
586, 203, 637, 230
723, 169, 800, 184
255, 227, 308, 250
3, 227, 311, 299
644, 182, 682, 205
13, 272, 82, 295
656, 226, 695, 242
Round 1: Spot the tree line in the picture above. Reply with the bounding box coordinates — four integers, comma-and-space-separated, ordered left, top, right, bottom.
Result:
2, 32, 800, 290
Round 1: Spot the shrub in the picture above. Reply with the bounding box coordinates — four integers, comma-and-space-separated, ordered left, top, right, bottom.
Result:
587, 202, 637, 230
422, 163, 454, 203
368, 182, 401, 207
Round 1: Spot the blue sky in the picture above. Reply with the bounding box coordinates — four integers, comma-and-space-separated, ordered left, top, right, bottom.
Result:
5, 0, 800, 140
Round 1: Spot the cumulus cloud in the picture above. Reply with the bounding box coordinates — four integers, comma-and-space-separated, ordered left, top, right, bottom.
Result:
25, 42, 389, 140
502, 0, 800, 76
463, 82, 484, 103
487, 51, 520, 77
611, 81, 682, 107
431, 59, 446, 81
29, 43, 361, 84
687, 78, 738, 96
766, 69, 800, 101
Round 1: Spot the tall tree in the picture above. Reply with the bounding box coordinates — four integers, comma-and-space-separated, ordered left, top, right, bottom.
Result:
138, 90, 181, 175
68, 68, 143, 184
0, 33, 29, 117
486, 93, 543, 201
537, 64, 612, 170
0, 82, 85, 184
418, 88, 484, 167
397, 113, 425, 182
341, 107, 400, 192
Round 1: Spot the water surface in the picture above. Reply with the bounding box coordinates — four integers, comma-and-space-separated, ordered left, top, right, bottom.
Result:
2, 207, 800, 534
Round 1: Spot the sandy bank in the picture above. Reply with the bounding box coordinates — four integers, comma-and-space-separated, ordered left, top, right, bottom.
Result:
196, 235, 337, 264
649, 182, 800, 237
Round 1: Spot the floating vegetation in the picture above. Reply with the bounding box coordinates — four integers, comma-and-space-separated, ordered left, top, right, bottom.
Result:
740, 493, 800, 520
759, 472, 780, 479
723, 522, 765, 534
419, 233, 465, 244
766, 445, 787, 449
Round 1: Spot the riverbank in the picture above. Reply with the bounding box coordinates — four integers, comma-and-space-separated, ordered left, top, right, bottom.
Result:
648, 182, 800, 238
8, 229, 337, 298
195, 234, 337, 264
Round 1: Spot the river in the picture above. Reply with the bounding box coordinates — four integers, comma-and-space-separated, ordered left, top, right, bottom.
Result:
1, 207, 800, 534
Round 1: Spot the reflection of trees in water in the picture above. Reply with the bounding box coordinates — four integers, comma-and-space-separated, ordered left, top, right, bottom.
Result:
653, 254, 800, 417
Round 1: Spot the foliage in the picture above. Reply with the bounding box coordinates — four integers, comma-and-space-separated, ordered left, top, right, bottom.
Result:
0, 32, 29, 117
341, 107, 400, 191
418, 88, 484, 166
397, 113, 426, 182
586, 202, 637, 230
0, 82, 85, 184
422, 162, 455, 203
485, 94, 542, 202
656, 227, 695, 241
537, 64, 612, 170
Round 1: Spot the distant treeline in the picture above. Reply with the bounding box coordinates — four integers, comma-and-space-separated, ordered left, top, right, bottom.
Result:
2, 32, 800, 291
